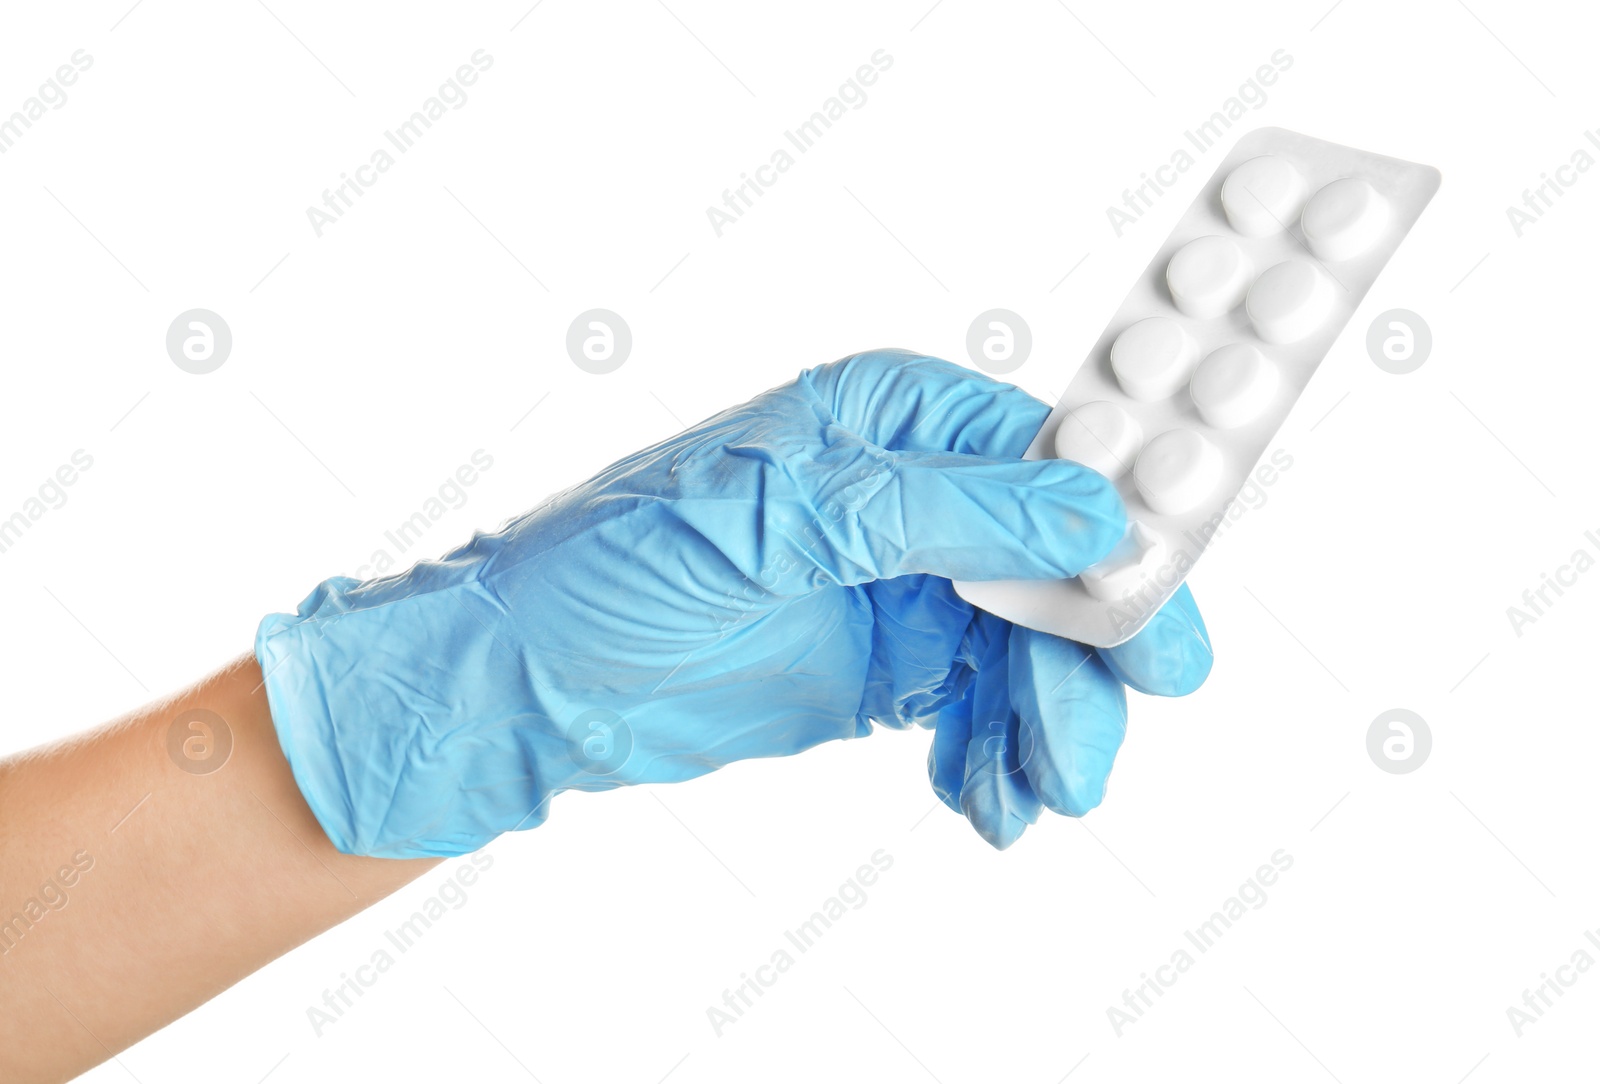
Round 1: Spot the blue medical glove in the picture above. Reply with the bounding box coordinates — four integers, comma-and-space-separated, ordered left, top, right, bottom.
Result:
255, 350, 1214, 858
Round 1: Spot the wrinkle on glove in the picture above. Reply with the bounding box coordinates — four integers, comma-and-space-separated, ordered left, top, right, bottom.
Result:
257, 350, 1214, 858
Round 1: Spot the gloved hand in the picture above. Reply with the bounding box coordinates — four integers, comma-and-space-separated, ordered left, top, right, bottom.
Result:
255, 350, 1213, 859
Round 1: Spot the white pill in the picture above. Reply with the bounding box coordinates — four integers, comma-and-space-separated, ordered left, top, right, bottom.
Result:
1246, 259, 1336, 344
1053, 400, 1143, 479
1301, 177, 1391, 261
1134, 428, 1223, 516
1079, 521, 1168, 603
1220, 155, 1308, 237
1190, 343, 1279, 429
1110, 317, 1198, 401
1166, 235, 1252, 319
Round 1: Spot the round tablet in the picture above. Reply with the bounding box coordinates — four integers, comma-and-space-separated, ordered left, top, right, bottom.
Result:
1246, 259, 1336, 344
1301, 177, 1391, 261
1079, 521, 1167, 603
1134, 428, 1223, 516
1190, 343, 1279, 429
1220, 155, 1308, 237
1053, 400, 1143, 478
1110, 317, 1198, 401
1166, 235, 1252, 318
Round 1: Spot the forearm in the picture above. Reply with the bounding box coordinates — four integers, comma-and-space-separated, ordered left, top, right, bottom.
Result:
0, 653, 439, 1083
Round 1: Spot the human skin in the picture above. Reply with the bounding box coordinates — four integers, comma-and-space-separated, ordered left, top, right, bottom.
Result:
0, 654, 439, 1083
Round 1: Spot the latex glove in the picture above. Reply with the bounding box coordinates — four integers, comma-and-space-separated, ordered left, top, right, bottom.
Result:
255, 350, 1213, 858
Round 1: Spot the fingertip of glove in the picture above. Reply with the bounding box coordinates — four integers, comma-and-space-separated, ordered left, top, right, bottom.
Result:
1063, 771, 1109, 818
1031, 755, 1112, 819
960, 776, 1039, 850
1101, 585, 1215, 697
970, 807, 1030, 850
1026, 459, 1128, 576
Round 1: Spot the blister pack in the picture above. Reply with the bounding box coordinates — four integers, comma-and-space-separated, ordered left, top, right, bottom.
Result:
955, 127, 1439, 647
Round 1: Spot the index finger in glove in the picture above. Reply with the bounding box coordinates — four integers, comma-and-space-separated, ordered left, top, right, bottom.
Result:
798, 442, 1128, 585
803, 349, 1049, 458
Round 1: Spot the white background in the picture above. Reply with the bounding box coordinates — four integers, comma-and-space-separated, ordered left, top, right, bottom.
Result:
1, 0, 1595, 1080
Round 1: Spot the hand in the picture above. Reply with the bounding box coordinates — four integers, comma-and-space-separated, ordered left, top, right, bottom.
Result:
256, 350, 1214, 857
